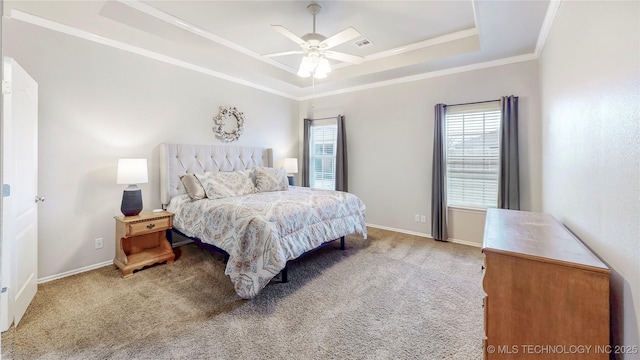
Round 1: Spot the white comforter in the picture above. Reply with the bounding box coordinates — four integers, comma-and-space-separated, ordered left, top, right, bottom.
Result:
167, 186, 367, 299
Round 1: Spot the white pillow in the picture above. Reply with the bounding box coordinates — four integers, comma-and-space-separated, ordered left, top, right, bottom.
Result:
194, 171, 255, 199
254, 167, 289, 193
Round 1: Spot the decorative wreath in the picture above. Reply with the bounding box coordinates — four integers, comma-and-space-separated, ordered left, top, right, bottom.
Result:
213, 106, 245, 142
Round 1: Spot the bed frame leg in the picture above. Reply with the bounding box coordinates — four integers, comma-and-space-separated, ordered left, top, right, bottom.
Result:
281, 266, 288, 283
340, 236, 345, 250
166, 229, 173, 246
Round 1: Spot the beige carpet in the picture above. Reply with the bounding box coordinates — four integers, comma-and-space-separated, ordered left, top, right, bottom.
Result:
1, 227, 484, 359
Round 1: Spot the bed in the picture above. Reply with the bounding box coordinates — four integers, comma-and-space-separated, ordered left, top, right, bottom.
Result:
160, 143, 367, 299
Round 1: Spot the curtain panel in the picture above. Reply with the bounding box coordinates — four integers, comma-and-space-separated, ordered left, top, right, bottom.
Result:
498, 96, 520, 210
335, 115, 348, 192
431, 104, 448, 241
302, 118, 311, 187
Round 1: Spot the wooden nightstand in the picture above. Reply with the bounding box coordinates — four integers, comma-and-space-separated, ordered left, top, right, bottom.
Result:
113, 211, 175, 278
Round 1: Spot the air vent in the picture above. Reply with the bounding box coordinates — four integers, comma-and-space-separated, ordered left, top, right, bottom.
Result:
354, 38, 373, 47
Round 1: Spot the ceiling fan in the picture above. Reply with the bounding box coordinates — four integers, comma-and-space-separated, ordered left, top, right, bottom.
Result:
264, 2, 365, 77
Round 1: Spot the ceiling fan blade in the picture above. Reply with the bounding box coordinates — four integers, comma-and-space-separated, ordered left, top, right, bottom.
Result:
320, 27, 361, 49
324, 51, 364, 64
272, 25, 307, 46
263, 50, 305, 58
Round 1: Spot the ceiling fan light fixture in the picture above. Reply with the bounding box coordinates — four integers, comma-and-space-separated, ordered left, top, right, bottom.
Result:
297, 53, 331, 79
297, 55, 314, 77
267, 1, 364, 79
317, 58, 331, 74
313, 70, 328, 79
297, 66, 311, 78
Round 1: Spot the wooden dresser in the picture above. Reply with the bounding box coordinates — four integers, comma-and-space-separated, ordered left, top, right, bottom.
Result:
482, 209, 610, 359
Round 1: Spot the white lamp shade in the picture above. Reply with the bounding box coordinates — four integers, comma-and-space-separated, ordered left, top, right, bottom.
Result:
117, 159, 149, 185
283, 158, 298, 174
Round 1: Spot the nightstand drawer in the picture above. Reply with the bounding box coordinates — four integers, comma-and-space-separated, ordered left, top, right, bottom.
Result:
127, 217, 171, 236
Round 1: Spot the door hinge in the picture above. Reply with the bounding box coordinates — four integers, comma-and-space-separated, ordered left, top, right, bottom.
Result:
2, 80, 10, 95
2, 184, 9, 197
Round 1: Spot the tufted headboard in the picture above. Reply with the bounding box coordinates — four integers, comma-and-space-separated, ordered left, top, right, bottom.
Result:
159, 143, 273, 205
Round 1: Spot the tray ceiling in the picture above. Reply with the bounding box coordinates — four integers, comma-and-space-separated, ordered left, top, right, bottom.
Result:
3, 0, 551, 99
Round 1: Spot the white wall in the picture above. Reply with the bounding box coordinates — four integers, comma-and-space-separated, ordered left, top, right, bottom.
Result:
539, 1, 640, 356
5, 10, 545, 277
3, 19, 299, 279
299, 60, 542, 245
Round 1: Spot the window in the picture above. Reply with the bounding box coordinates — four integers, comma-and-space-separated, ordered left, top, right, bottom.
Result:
309, 121, 337, 190
446, 102, 501, 208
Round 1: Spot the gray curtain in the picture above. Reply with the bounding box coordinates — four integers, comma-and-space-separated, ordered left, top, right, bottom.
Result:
302, 118, 311, 187
498, 96, 520, 210
431, 104, 448, 241
335, 115, 348, 192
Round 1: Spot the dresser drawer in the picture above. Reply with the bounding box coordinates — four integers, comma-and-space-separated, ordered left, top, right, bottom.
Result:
126, 217, 172, 236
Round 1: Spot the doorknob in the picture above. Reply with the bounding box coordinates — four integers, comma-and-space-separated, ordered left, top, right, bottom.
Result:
35, 196, 45, 203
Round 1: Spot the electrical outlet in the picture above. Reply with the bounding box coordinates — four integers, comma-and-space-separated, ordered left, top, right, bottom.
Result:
94, 238, 103, 249
421, 215, 426, 223
414, 214, 420, 222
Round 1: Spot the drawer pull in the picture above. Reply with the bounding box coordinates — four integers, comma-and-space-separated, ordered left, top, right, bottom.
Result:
146, 223, 156, 230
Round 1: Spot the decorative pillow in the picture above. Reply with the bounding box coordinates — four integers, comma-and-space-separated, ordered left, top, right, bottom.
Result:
194, 171, 255, 199
180, 173, 206, 200
254, 167, 289, 193
242, 168, 256, 187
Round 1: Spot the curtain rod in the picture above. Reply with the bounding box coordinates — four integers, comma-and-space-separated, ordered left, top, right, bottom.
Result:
305, 116, 341, 121
444, 99, 499, 107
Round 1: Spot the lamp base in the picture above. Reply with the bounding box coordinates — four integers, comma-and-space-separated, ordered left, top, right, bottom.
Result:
287, 175, 295, 186
121, 187, 143, 216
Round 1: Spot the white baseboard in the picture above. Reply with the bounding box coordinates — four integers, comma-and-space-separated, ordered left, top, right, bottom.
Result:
366, 223, 482, 248
36, 238, 196, 283
448, 238, 482, 248
37, 260, 113, 284
36, 226, 479, 283
366, 223, 431, 238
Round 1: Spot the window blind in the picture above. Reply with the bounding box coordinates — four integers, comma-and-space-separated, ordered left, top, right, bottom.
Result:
446, 101, 501, 208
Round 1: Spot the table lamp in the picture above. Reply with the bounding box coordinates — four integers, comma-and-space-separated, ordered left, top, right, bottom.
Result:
283, 158, 298, 186
117, 158, 148, 216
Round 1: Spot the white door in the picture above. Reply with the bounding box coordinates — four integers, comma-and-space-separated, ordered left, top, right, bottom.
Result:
1, 57, 39, 331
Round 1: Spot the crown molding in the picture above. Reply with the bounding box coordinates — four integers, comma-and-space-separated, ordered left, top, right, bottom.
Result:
121, 0, 479, 76
116, 0, 297, 74
332, 28, 479, 71
8, 9, 298, 100
8, 1, 559, 102
301, 53, 539, 101
535, 0, 562, 56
